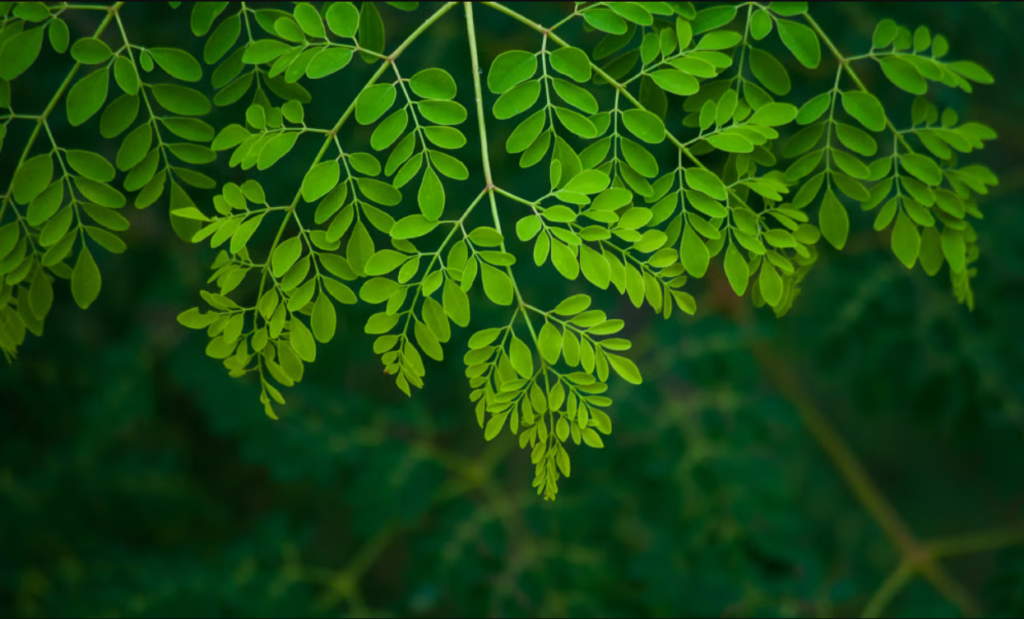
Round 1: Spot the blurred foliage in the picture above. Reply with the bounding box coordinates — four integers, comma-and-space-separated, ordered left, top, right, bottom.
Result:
2, 2, 1024, 617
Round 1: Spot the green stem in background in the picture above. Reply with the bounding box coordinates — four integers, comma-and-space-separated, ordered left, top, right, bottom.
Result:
748, 336, 981, 618
861, 560, 914, 619
928, 526, 1024, 559
482, 7, 1016, 614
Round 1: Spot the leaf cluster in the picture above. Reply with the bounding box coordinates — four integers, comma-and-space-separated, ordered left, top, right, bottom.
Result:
0, 0, 999, 499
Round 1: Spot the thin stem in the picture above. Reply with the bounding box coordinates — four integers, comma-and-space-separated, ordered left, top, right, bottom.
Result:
928, 526, 1024, 560
748, 337, 981, 618
861, 561, 914, 619
464, 1, 539, 342
801, 12, 916, 155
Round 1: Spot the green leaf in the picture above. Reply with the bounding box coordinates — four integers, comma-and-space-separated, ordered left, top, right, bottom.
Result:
360, 277, 400, 304
841, 91, 886, 132
941, 227, 965, 273
484, 413, 508, 441
506, 110, 546, 153
150, 84, 211, 116
357, 1, 384, 62
371, 109, 408, 150
550, 240, 578, 280
422, 296, 450, 343
878, 56, 927, 95
116, 123, 152, 172
27, 181, 63, 227
13, 154, 53, 205
580, 245, 610, 289
819, 187, 848, 250
290, 318, 317, 362
443, 279, 470, 327
797, 91, 831, 125
410, 67, 456, 100
488, 50, 537, 94
583, 9, 627, 35
948, 61, 994, 85
364, 250, 408, 276
326, 2, 360, 38
429, 151, 468, 180
272, 237, 303, 277
551, 78, 598, 114
48, 18, 69, 54
748, 47, 790, 96
191, 2, 228, 35
563, 170, 610, 195
306, 47, 353, 79
418, 166, 444, 221
777, 19, 820, 69
680, 224, 709, 277
621, 108, 665, 144
468, 227, 504, 247
242, 39, 291, 64
891, 211, 920, 269
70, 37, 112, 64
649, 69, 699, 96
549, 47, 592, 82
698, 30, 742, 51
606, 353, 642, 385
480, 263, 513, 305
538, 321, 562, 364
71, 247, 102, 310
493, 80, 541, 120
900, 153, 942, 186
759, 262, 783, 307
423, 126, 466, 150
294, 3, 326, 38
510, 336, 534, 378
748, 102, 798, 126
312, 294, 337, 343
149, 48, 202, 82
355, 83, 396, 124
0, 26, 44, 80
67, 66, 109, 126
835, 122, 878, 157
418, 100, 467, 125
301, 160, 340, 202
693, 5, 736, 34
724, 243, 749, 295
66, 150, 115, 183
204, 13, 240, 64
919, 226, 943, 276
676, 17, 693, 49
392, 215, 437, 240
609, 2, 652, 25
872, 19, 897, 49
356, 178, 401, 206
554, 294, 591, 315
684, 168, 726, 201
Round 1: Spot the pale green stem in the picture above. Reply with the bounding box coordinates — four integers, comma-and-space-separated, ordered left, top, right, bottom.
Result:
861, 561, 914, 619
464, 1, 539, 342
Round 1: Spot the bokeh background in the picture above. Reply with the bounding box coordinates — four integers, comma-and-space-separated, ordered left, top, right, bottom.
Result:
2, 2, 1023, 617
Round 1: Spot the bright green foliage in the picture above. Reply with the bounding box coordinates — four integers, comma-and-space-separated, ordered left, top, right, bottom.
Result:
0, 1, 999, 502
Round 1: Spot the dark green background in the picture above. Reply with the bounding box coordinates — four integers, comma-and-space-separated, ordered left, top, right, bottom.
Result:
2, 2, 1023, 617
